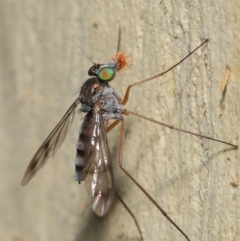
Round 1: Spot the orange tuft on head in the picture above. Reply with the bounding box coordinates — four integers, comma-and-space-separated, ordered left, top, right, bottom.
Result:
111, 51, 133, 71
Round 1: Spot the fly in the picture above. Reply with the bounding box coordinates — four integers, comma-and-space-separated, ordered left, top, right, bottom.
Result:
21, 34, 238, 241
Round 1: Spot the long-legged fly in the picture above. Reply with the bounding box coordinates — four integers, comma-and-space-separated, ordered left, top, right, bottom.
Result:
21, 32, 237, 241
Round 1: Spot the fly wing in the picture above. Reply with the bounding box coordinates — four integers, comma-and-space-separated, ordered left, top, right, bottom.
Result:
84, 103, 115, 216
21, 98, 81, 186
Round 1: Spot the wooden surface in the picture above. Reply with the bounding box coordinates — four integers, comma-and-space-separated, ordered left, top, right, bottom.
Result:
0, 1, 239, 241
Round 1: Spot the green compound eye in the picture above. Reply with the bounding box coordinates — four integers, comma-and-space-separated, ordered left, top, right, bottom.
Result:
98, 67, 116, 82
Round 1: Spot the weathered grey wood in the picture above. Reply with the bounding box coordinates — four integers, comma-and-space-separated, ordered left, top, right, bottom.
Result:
0, 1, 239, 241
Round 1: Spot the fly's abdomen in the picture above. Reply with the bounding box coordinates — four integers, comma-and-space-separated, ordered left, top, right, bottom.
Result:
75, 111, 96, 183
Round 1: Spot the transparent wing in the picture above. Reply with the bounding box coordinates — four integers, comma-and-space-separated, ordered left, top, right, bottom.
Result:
84, 103, 115, 216
21, 98, 81, 186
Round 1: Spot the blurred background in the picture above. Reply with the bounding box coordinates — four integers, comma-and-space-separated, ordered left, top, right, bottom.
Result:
0, 1, 240, 241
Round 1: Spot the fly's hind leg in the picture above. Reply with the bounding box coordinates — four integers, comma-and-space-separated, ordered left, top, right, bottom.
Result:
105, 119, 143, 240
116, 119, 191, 241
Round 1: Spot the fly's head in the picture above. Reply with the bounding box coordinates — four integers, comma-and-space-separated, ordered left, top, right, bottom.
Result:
88, 51, 132, 84
88, 62, 117, 83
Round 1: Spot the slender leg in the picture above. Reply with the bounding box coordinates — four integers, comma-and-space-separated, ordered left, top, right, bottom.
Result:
106, 119, 143, 239
106, 120, 121, 133
123, 109, 237, 148
117, 120, 191, 241
115, 191, 143, 241
121, 39, 208, 105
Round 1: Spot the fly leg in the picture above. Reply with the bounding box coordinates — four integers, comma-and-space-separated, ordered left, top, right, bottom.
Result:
106, 120, 121, 133
105, 119, 143, 240
123, 109, 237, 148
121, 39, 208, 105
117, 119, 191, 241
115, 191, 143, 241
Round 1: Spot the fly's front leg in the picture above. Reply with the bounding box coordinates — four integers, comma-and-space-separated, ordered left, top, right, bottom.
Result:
121, 39, 209, 105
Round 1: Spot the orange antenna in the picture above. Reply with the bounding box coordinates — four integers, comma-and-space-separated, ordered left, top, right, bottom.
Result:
112, 51, 133, 70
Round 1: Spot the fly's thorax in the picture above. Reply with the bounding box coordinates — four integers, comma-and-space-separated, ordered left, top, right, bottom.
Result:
79, 77, 124, 120
79, 77, 106, 108
100, 86, 124, 121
